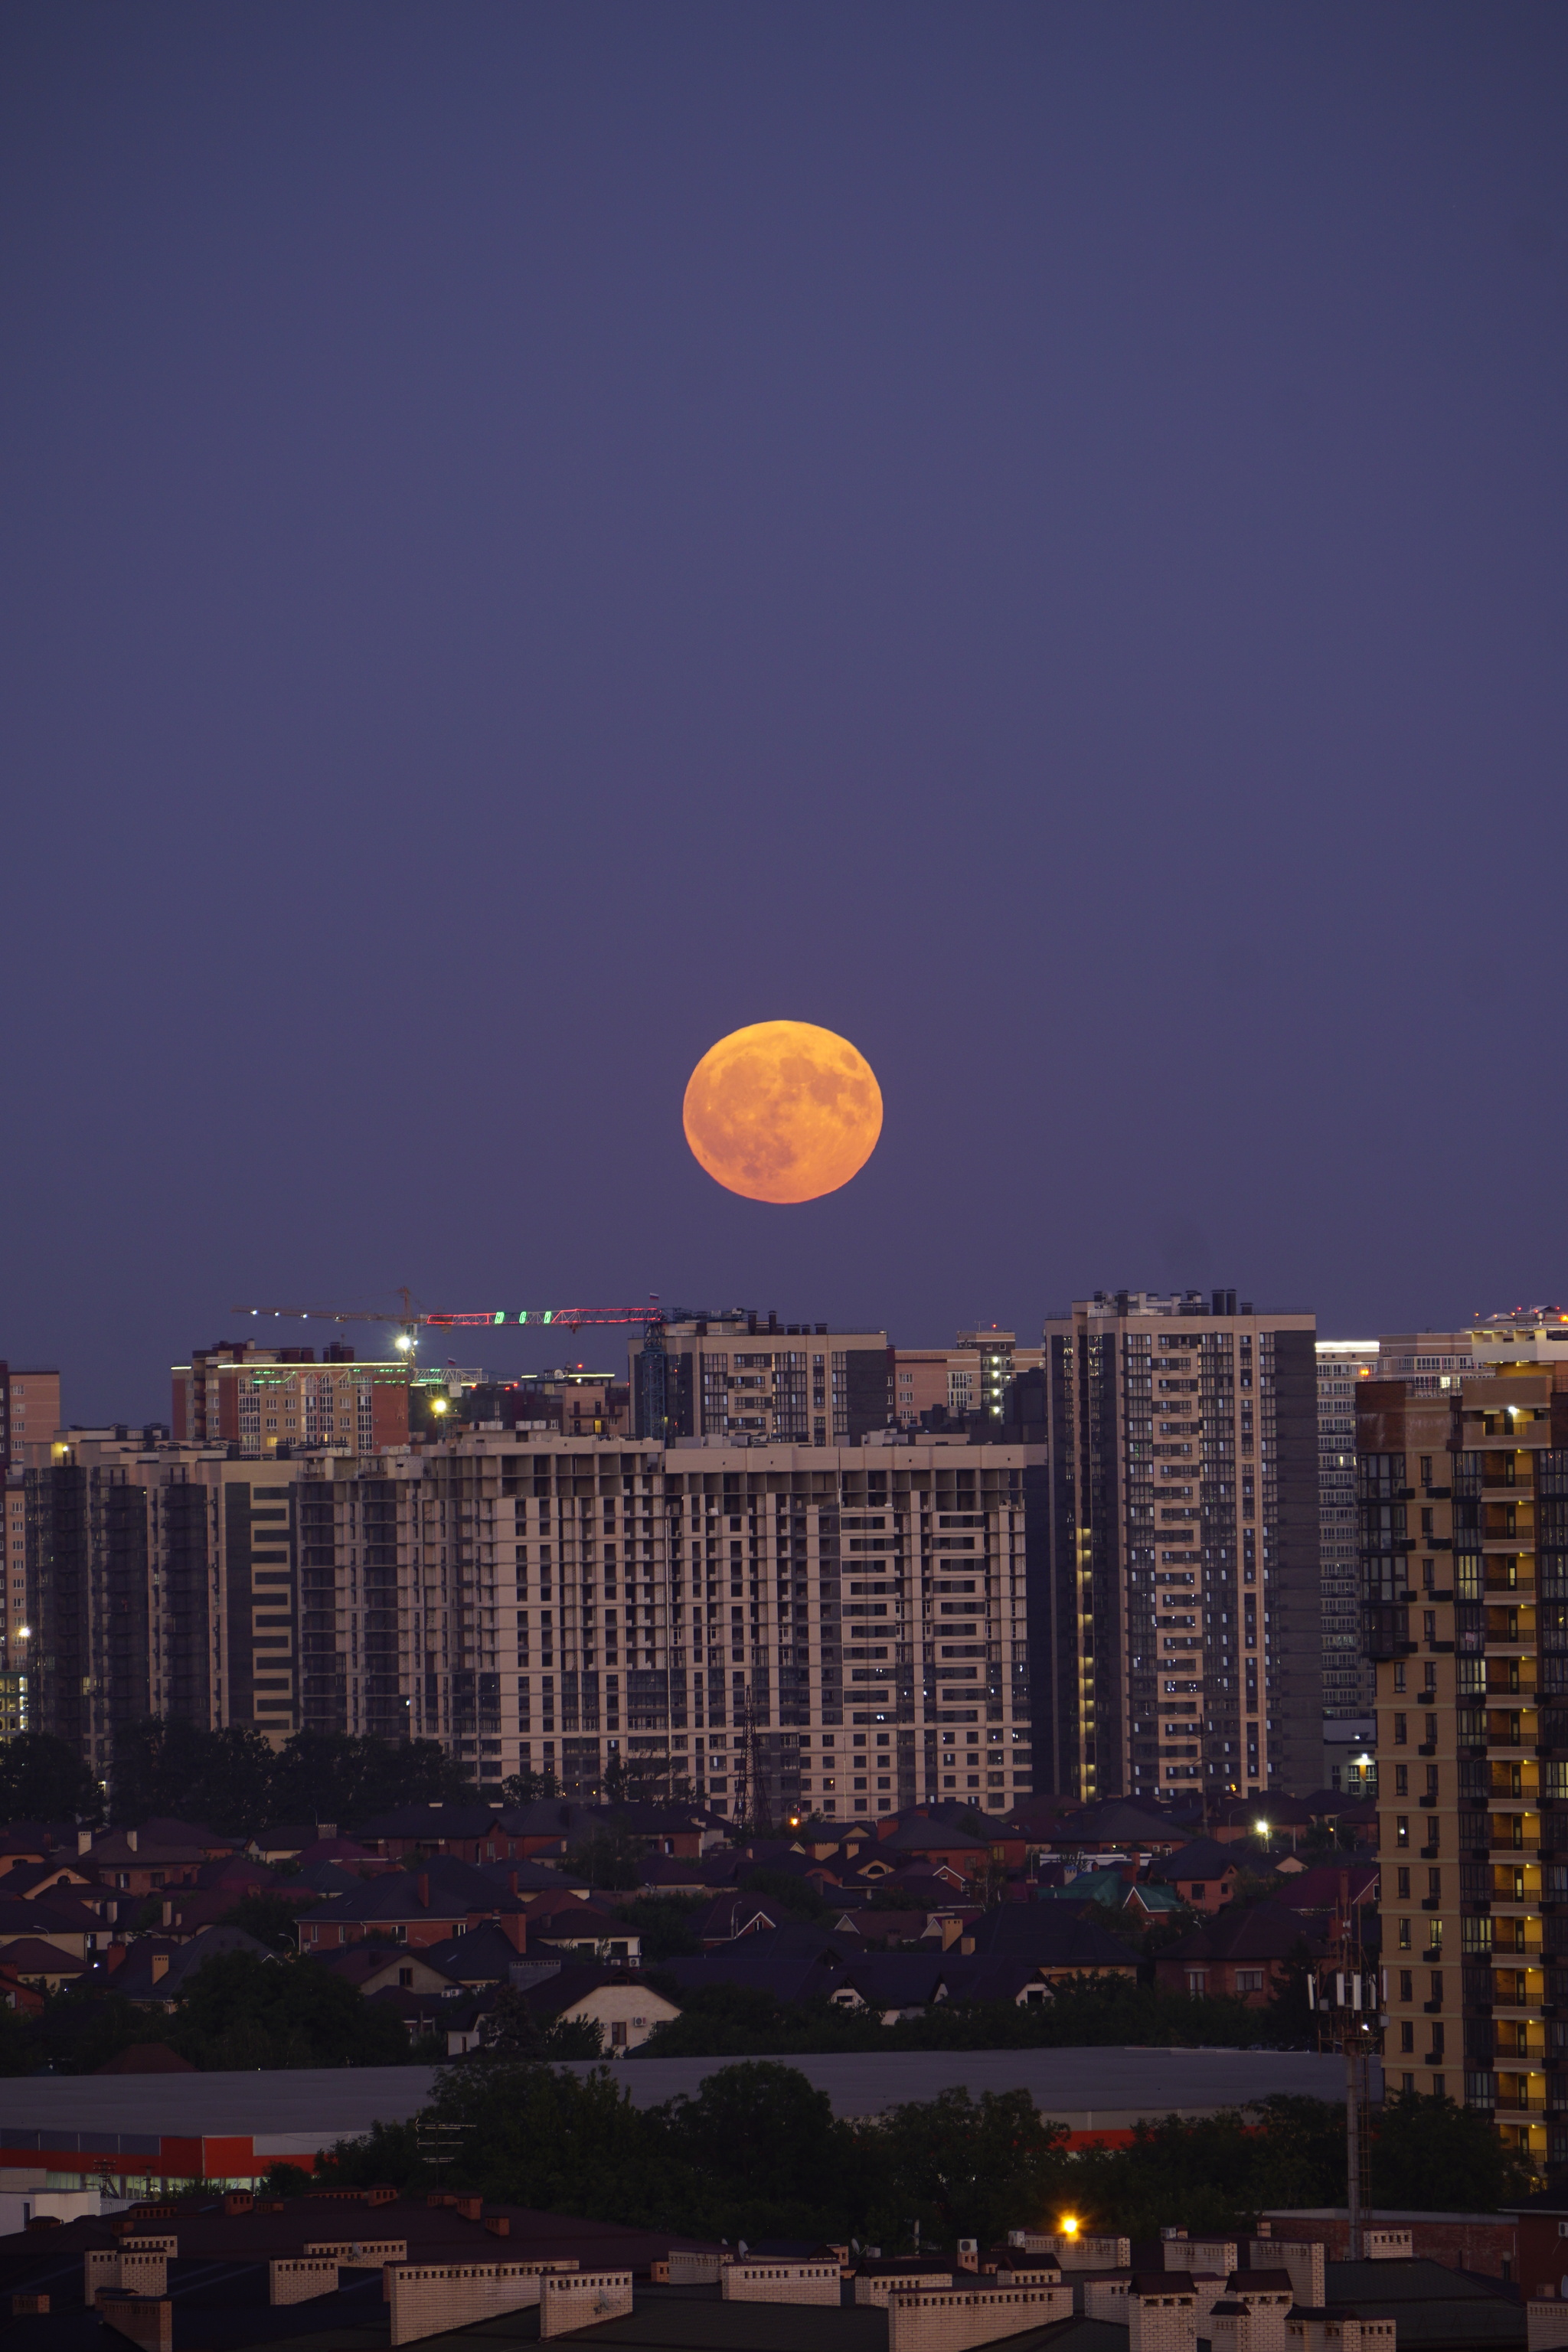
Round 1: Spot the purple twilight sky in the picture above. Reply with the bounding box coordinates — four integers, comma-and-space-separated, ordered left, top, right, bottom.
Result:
3, 2, 1566, 1424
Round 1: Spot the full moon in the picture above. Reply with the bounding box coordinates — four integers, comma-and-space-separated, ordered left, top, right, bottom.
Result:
682, 1021, 883, 1204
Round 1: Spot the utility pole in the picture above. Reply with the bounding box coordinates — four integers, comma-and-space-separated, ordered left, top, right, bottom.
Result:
1309, 1866, 1381, 2262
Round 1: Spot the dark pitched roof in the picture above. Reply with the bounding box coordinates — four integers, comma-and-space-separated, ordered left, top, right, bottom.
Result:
871, 1821, 990, 1856
720, 1922, 860, 1964
1318, 2258, 1525, 2350
840, 1954, 950, 2007
1163, 1898, 1322, 1963
0, 1936, 91, 1975
698, 1892, 789, 1942
420, 1924, 529, 1983
0, 1891, 102, 1935
518, 1963, 674, 2019
1277, 1864, 1379, 1912
108, 1925, 274, 2001
938, 1955, 1043, 2003
305, 1855, 531, 1926
1065, 1801, 1186, 1844
93, 2041, 197, 2073
358, 1802, 505, 1839
1150, 1838, 1243, 1881
657, 1954, 845, 2004
962, 1906, 1138, 1968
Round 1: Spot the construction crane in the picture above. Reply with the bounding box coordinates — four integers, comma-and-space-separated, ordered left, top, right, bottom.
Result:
231, 1289, 664, 1351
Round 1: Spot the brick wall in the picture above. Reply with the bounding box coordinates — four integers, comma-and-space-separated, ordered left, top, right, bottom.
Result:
540, 2269, 635, 2337
1261, 2213, 1517, 2278
856, 2269, 958, 2306
1128, 2289, 1199, 2352
96, 2298, 172, 2352
85, 2249, 169, 2300
721, 2262, 841, 2305
270, 2259, 341, 2306
387, 2260, 575, 2347
887, 2283, 1073, 2352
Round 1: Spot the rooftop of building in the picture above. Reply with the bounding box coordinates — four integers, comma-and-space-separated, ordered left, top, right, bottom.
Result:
0, 2045, 1374, 2149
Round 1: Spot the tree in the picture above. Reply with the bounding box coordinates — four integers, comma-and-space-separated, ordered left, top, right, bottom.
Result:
1, 1985, 181, 2078
109, 1718, 275, 1834
565, 1824, 648, 1890
472, 1984, 603, 2060
856, 2086, 1073, 2251
1067, 2101, 1343, 2237
655, 2060, 846, 2215
610, 1895, 704, 1962
171, 1949, 413, 2069
740, 1866, 829, 1920
499, 1766, 560, 1805
964, 1854, 1011, 1910
266, 1730, 476, 1825
217, 1890, 323, 1955
1372, 2089, 1536, 2209
257, 2161, 314, 2199
416, 2060, 672, 2223
0, 1730, 103, 1824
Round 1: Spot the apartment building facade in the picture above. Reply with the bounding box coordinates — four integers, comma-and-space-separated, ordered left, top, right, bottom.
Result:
0, 1364, 60, 1469
23, 1428, 1040, 1822
25, 1432, 318, 1775
1364, 1322, 1568, 2177
172, 1343, 413, 1455
1034, 1289, 1321, 1804
893, 1331, 1045, 1431
1318, 1341, 1377, 1719
631, 1313, 893, 1446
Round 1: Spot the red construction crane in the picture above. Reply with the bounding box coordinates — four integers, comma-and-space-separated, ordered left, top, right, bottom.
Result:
231, 1289, 663, 1347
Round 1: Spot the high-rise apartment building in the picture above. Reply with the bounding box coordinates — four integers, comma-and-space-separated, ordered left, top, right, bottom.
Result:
893, 1331, 1045, 1430
172, 1342, 416, 1455
1364, 1312, 1568, 2180
1375, 1331, 1481, 1396
631, 1313, 893, 1446
27, 1432, 317, 1775
1318, 1341, 1377, 1718
24, 1426, 1041, 1821
1, 1473, 26, 1737
0, 1365, 60, 1469
1034, 1289, 1321, 1803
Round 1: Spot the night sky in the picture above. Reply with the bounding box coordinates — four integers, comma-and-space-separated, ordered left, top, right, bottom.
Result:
4, 3, 1566, 1425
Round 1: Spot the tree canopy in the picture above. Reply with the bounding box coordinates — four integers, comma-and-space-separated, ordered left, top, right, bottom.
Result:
107, 1717, 479, 1834
304, 2058, 1530, 2245
0, 1730, 103, 1824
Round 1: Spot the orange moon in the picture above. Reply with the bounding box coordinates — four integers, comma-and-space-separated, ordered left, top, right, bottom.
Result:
682, 1021, 883, 1204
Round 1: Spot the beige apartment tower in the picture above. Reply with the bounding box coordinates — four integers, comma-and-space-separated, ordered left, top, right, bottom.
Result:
1034, 1289, 1321, 1803
25, 1426, 1042, 1819
1364, 1313, 1568, 2178
893, 1331, 1045, 1432
631, 1312, 893, 1447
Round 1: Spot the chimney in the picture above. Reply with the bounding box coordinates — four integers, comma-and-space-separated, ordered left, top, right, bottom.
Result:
161, 1900, 172, 1929
150, 1953, 168, 1984
224, 2191, 253, 2215
456, 2196, 482, 2222
319, 1823, 337, 1841
508, 1870, 518, 1896
416, 1875, 430, 1909
498, 1910, 526, 1954
485, 2216, 511, 2238
77, 1829, 92, 1857
103, 1944, 127, 1973
126, 1829, 138, 1853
